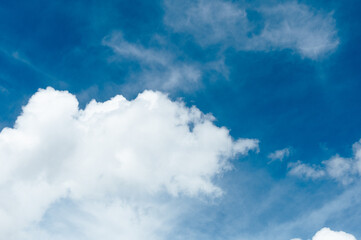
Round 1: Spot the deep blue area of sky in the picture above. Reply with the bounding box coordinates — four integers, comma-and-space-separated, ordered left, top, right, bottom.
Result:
0, 0, 361, 237
1, 0, 360, 166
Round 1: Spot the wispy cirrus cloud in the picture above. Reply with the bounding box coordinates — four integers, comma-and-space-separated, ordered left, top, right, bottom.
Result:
268, 147, 291, 163
102, 33, 202, 92
100, 0, 339, 95
164, 0, 339, 59
0, 47, 56, 82
255, 2, 339, 59
164, 0, 251, 48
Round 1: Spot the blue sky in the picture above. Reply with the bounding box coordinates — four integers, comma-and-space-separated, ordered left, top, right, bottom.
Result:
0, 0, 361, 239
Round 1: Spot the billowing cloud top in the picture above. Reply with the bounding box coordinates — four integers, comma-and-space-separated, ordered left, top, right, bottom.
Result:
291, 227, 357, 240
0, 87, 258, 239
312, 227, 356, 240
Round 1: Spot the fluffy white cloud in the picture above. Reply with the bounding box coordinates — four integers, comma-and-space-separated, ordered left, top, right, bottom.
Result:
288, 139, 361, 184
0, 87, 258, 239
312, 227, 356, 240
291, 227, 357, 240
164, 0, 339, 59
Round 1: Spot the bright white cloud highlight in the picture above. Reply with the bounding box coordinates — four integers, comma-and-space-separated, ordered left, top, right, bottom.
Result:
312, 227, 356, 240
164, 0, 339, 59
291, 227, 357, 240
0, 87, 258, 239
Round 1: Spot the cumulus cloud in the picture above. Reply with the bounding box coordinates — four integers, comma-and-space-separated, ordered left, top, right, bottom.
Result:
0, 87, 258, 239
288, 161, 326, 179
292, 227, 357, 240
312, 227, 356, 240
164, 0, 339, 59
268, 147, 290, 162
288, 139, 361, 184
103, 33, 201, 91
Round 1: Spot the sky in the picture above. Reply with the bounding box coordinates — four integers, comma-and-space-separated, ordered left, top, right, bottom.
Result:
0, 0, 361, 239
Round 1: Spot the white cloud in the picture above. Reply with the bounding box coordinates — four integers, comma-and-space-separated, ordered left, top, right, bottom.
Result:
255, 2, 339, 59
312, 227, 356, 240
103, 33, 201, 91
291, 227, 357, 240
288, 161, 326, 179
353, 140, 361, 174
288, 139, 361, 184
164, 0, 250, 47
323, 155, 356, 185
0, 87, 258, 239
268, 147, 290, 162
164, 0, 339, 59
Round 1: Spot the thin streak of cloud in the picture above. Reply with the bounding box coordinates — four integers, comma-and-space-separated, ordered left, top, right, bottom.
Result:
102, 32, 202, 92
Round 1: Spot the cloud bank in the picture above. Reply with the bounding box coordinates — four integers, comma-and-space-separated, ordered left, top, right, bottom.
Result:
0, 87, 258, 239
